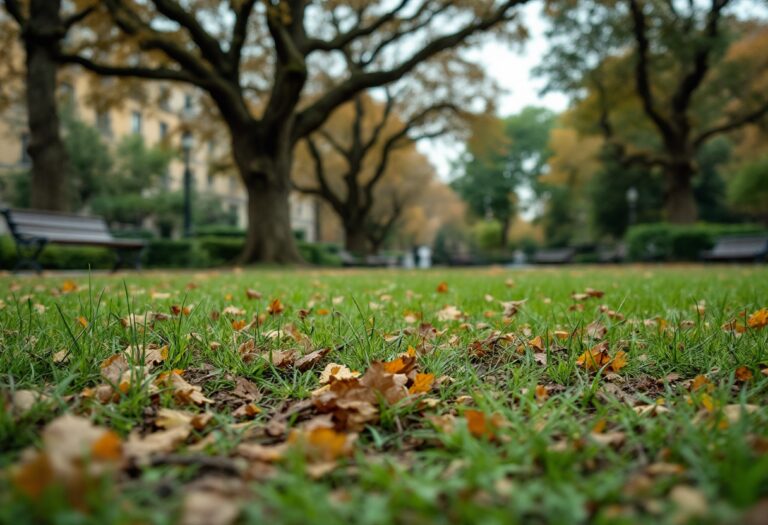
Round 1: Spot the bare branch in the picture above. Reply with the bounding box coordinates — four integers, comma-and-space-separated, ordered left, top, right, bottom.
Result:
58, 52, 200, 84
693, 100, 768, 148
302, 0, 412, 53
229, 0, 258, 75
628, 0, 676, 145
293, 0, 524, 141
151, 0, 226, 68
3, 0, 25, 26
63, 5, 95, 30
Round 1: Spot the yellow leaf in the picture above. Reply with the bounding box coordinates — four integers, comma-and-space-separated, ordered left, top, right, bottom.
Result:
409, 373, 435, 395
76, 316, 88, 328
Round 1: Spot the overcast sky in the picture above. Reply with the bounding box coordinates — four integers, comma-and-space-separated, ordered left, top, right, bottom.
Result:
420, 3, 569, 179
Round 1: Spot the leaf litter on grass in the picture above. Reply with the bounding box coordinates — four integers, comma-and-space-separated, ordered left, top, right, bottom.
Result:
2, 273, 768, 523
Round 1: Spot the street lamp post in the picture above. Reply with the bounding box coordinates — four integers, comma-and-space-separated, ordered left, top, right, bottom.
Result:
626, 186, 639, 227
181, 132, 193, 238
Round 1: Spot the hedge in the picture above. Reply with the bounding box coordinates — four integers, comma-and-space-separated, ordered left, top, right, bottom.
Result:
0, 235, 343, 270
625, 223, 767, 261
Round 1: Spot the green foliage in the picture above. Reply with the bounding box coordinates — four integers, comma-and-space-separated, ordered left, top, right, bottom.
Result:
625, 223, 767, 261
471, 220, 503, 251
143, 239, 198, 268
110, 134, 173, 195
0, 236, 114, 270
195, 226, 246, 238
63, 116, 112, 208
452, 107, 556, 247
197, 237, 243, 266
728, 155, 768, 218
298, 242, 342, 266
588, 154, 664, 238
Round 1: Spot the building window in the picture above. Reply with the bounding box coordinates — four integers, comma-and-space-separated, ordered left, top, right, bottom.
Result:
228, 176, 237, 193
96, 110, 112, 138
159, 121, 168, 140
183, 94, 194, 111
158, 87, 171, 111
20, 133, 30, 165
207, 171, 214, 188
131, 111, 143, 135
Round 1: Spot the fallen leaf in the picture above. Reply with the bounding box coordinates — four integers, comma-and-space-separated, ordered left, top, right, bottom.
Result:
436, 282, 449, 293
409, 373, 435, 395
267, 298, 284, 315
747, 308, 768, 329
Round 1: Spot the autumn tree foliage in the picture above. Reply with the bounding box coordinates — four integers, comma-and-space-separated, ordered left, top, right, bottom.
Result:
56, 0, 529, 263
2, 0, 93, 211
539, 0, 768, 224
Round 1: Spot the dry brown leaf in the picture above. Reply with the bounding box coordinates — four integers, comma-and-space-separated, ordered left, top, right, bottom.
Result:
124, 426, 191, 463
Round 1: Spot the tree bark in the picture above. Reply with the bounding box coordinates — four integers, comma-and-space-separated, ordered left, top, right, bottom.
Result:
233, 133, 302, 264
664, 163, 697, 224
344, 224, 369, 255
24, 0, 69, 211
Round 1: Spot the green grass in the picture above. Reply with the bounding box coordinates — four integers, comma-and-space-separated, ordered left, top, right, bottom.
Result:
1, 265, 767, 525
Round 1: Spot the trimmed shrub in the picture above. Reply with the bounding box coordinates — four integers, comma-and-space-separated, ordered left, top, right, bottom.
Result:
626, 223, 766, 261
198, 237, 244, 266
195, 226, 246, 238
143, 239, 198, 268
299, 242, 342, 266
0, 236, 115, 270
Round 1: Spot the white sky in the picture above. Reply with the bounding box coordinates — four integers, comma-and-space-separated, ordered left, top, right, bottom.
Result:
419, 3, 569, 179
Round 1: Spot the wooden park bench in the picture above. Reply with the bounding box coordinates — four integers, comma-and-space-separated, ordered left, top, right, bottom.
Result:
2, 208, 146, 273
701, 235, 768, 263
598, 243, 627, 263
532, 247, 575, 264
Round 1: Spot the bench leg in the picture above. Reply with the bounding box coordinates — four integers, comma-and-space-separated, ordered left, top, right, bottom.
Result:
13, 240, 46, 274
113, 249, 143, 272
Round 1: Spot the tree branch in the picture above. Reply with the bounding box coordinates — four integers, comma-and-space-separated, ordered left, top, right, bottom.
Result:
693, 99, 768, 148
302, 0, 412, 53
151, 0, 226, 69
58, 52, 201, 84
299, 136, 344, 211
628, 0, 676, 145
229, 0, 258, 77
63, 5, 95, 30
3, 0, 25, 26
293, 0, 524, 141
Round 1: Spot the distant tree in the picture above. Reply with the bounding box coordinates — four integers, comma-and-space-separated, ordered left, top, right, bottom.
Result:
60, 0, 529, 263
728, 155, 768, 223
539, 1, 768, 223
293, 89, 461, 254
452, 107, 555, 248
62, 113, 112, 209
2, 0, 93, 210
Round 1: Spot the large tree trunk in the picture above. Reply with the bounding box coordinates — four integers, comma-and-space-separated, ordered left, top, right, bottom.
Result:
664, 163, 697, 224
25, 0, 69, 211
233, 133, 302, 264
344, 224, 369, 255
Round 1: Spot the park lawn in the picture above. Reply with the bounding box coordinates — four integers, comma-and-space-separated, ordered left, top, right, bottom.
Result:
1, 265, 767, 525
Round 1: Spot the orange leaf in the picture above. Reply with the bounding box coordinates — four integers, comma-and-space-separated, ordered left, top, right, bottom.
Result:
436, 282, 449, 293
528, 335, 544, 352
610, 350, 628, 372
76, 316, 88, 328
383, 357, 407, 374
61, 280, 78, 293
91, 431, 122, 461
267, 298, 284, 315
691, 375, 711, 391
316, 308, 330, 316
534, 384, 549, 401
231, 319, 247, 330
735, 366, 753, 382
409, 373, 435, 395
747, 308, 768, 329
465, 409, 488, 438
